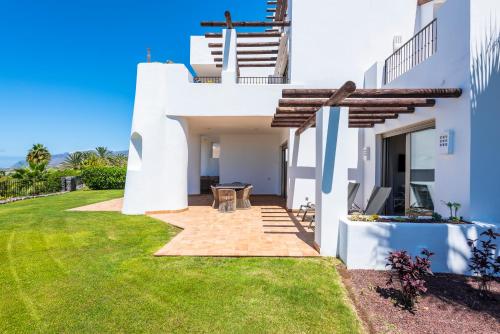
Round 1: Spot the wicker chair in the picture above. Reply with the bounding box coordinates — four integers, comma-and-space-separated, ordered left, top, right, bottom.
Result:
218, 189, 237, 213
211, 185, 219, 209
237, 185, 253, 209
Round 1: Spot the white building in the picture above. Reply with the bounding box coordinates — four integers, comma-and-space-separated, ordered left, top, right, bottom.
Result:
123, 0, 499, 274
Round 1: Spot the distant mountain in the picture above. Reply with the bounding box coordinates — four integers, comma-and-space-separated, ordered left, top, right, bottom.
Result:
8, 150, 128, 170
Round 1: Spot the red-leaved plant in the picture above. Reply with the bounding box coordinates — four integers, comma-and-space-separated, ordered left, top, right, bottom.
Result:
467, 229, 500, 296
386, 249, 434, 308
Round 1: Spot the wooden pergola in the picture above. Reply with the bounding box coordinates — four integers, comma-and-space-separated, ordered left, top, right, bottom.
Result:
200, 1, 289, 68
271, 81, 462, 135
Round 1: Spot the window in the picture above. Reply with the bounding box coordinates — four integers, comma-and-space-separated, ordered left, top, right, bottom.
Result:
212, 143, 220, 159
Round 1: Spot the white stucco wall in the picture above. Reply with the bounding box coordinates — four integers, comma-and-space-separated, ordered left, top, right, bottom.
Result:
358, 0, 500, 226
287, 128, 316, 209
289, 0, 417, 86
219, 134, 281, 195
339, 219, 497, 274
469, 0, 500, 224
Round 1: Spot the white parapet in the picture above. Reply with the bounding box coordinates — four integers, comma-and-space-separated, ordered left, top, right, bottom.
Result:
338, 219, 498, 274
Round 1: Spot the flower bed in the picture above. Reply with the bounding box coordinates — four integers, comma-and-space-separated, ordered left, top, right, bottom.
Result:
339, 267, 500, 334
347, 214, 470, 224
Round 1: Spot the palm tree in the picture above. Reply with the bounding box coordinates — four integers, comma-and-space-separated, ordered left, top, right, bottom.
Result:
95, 147, 111, 160
12, 161, 48, 182
27, 144, 51, 165
63, 152, 85, 170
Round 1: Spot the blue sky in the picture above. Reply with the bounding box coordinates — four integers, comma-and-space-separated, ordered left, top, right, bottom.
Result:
0, 0, 265, 167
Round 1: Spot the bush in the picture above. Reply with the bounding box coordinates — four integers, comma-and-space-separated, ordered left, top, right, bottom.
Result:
467, 229, 500, 296
386, 249, 434, 309
81, 167, 126, 190
46, 169, 81, 192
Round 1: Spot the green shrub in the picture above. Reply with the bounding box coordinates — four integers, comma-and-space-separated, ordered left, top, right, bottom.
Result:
46, 169, 82, 192
81, 167, 126, 190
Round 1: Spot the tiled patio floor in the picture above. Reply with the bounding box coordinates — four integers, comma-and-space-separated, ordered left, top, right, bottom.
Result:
71, 195, 318, 257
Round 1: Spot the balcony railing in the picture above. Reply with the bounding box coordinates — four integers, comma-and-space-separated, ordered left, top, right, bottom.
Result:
384, 19, 437, 84
237, 76, 289, 84
193, 77, 221, 84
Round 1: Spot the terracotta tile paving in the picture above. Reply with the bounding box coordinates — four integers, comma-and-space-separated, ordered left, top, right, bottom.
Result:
70, 195, 318, 257
68, 198, 123, 212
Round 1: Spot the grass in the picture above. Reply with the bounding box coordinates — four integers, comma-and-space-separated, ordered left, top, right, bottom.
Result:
0, 190, 362, 333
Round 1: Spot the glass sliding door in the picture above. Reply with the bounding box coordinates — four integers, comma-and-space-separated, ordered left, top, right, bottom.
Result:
382, 122, 436, 215
409, 128, 435, 213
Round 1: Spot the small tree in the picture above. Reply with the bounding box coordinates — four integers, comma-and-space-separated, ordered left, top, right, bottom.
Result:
467, 229, 500, 296
386, 249, 434, 309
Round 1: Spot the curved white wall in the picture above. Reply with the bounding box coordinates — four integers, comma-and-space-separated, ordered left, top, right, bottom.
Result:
123, 63, 189, 214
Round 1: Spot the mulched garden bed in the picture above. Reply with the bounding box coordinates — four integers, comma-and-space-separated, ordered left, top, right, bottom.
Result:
339, 267, 500, 334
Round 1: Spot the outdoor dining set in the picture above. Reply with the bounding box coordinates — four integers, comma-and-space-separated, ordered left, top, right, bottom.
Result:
211, 182, 253, 213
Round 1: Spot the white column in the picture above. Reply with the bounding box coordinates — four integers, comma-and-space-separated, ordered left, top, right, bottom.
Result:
221, 29, 237, 84
315, 106, 356, 256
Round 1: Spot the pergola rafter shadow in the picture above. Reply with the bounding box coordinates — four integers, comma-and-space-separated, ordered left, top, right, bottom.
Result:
270, 81, 462, 133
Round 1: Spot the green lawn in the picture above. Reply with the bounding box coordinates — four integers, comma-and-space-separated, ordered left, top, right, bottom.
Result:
0, 190, 362, 333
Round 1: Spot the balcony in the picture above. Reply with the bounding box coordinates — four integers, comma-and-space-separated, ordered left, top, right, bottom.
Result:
192, 76, 289, 85
384, 19, 438, 84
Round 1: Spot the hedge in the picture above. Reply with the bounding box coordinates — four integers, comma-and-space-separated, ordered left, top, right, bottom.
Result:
81, 167, 126, 190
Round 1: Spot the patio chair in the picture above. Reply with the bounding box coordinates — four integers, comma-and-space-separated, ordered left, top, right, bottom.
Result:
218, 189, 237, 213
348, 182, 360, 213
210, 185, 219, 209
297, 198, 315, 222
360, 186, 392, 215
236, 185, 253, 209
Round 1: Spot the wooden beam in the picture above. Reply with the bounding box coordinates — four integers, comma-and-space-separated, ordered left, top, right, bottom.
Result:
216, 63, 276, 68
275, 113, 315, 118
276, 107, 324, 113
266, 28, 279, 32
211, 50, 279, 55
213, 57, 277, 62
236, 32, 281, 38
238, 57, 278, 62
349, 114, 398, 119
267, 1, 278, 4
267, 8, 277, 12
237, 50, 279, 54
349, 118, 385, 124
224, 11, 233, 29
207, 42, 281, 49
280, 98, 436, 108
282, 88, 462, 98
296, 81, 357, 136
201, 21, 290, 27
349, 123, 374, 128
349, 107, 415, 114
238, 63, 276, 67
237, 42, 280, 47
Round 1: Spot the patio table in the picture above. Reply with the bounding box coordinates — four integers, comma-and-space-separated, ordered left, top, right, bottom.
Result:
214, 183, 247, 190
214, 184, 252, 209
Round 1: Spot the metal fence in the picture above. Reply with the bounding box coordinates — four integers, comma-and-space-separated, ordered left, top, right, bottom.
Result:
193, 77, 221, 84
237, 76, 289, 84
0, 179, 57, 200
384, 19, 437, 84
0, 176, 82, 200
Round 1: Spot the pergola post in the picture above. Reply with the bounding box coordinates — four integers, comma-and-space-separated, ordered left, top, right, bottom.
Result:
314, 106, 356, 256
221, 29, 238, 84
